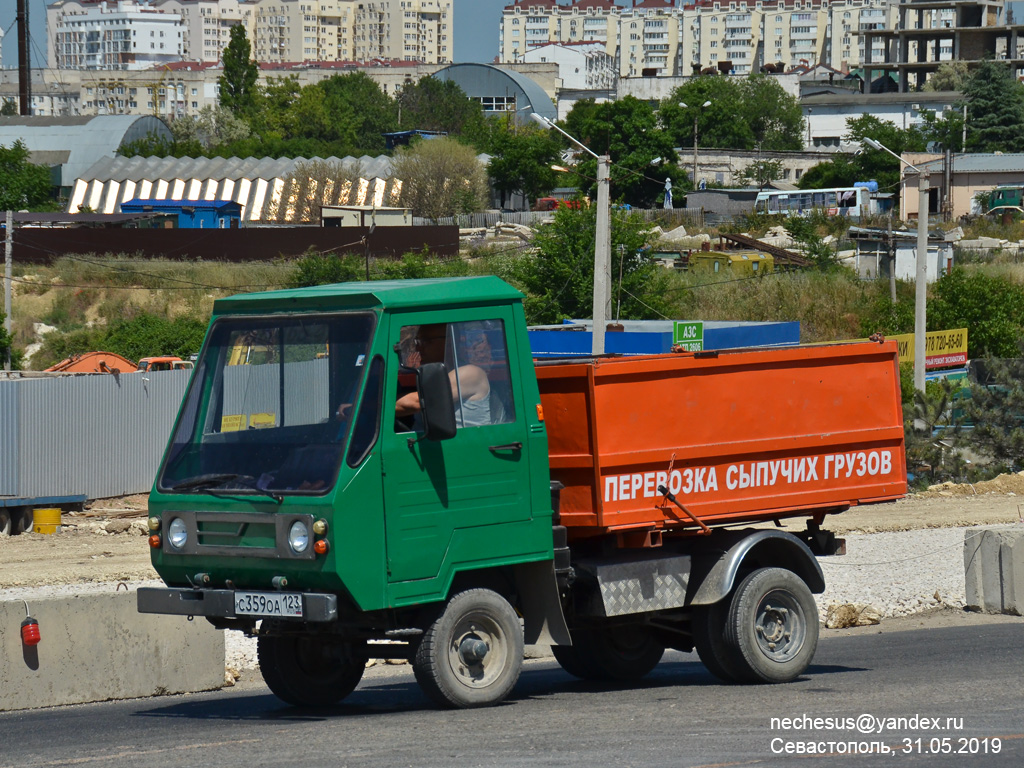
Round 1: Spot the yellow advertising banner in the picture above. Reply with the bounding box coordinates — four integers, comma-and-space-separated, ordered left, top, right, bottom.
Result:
887, 328, 968, 369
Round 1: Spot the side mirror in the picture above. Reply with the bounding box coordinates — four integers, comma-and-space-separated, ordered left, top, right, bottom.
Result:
417, 362, 457, 441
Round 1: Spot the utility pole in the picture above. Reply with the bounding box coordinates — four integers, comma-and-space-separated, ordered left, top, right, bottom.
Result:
4, 210, 12, 371
915, 171, 929, 394
17, 0, 32, 116
530, 112, 612, 356
593, 155, 611, 356
864, 137, 929, 393
887, 215, 896, 304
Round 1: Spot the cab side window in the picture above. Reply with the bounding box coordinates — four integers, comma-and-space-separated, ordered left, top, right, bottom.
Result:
395, 319, 515, 431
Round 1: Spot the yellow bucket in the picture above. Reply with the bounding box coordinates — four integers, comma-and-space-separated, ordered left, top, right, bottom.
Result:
32, 508, 61, 535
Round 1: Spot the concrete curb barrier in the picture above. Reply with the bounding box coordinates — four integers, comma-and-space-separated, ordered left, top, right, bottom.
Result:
1, 591, 224, 712
964, 526, 1024, 615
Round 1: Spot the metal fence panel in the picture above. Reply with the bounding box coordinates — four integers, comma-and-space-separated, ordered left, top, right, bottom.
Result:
6, 371, 190, 499
416, 207, 705, 230
0, 383, 19, 495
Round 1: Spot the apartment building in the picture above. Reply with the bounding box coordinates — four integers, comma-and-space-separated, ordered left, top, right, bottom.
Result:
46, 0, 452, 70
47, 0, 186, 71
500, 0, 897, 77
353, 0, 452, 63
157, 1, 249, 63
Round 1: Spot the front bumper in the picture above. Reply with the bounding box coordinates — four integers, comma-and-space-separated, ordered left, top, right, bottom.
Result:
137, 587, 338, 623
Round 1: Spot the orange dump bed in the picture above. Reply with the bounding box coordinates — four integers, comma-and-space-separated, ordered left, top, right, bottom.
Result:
536, 340, 906, 539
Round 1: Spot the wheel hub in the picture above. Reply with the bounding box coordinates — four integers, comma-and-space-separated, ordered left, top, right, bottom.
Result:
459, 636, 490, 665
754, 592, 803, 661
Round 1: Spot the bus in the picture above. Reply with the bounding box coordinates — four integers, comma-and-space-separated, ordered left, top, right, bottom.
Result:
754, 184, 881, 218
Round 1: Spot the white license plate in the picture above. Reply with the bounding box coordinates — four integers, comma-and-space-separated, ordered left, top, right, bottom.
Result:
234, 591, 304, 618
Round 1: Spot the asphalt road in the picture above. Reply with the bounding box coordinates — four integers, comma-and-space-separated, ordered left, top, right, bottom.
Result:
1, 620, 1021, 768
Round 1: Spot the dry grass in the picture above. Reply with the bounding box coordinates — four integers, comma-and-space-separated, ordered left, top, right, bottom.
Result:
12, 257, 294, 350
662, 268, 876, 343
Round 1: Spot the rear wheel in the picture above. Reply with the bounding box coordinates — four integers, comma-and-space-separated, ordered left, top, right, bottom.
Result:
257, 633, 366, 707
554, 625, 664, 681
691, 599, 744, 683
0, 509, 10, 537
413, 588, 523, 709
15, 508, 34, 535
724, 567, 819, 684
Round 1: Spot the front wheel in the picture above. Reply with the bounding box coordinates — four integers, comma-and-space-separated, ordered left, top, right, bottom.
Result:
724, 567, 819, 684
413, 588, 524, 709
257, 633, 366, 707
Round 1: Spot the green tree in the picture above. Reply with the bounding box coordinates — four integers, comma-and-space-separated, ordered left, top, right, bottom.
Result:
784, 216, 839, 271
736, 159, 784, 190
924, 61, 969, 92
514, 205, 671, 324
317, 72, 398, 153
1, 99, 17, 116
169, 104, 251, 150
737, 75, 805, 151
962, 60, 1024, 152
288, 248, 468, 287
0, 140, 55, 210
219, 24, 259, 118
486, 123, 561, 208
661, 78, 754, 152
102, 314, 208, 362
560, 97, 679, 206
918, 107, 965, 152
396, 77, 486, 137
958, 354, 1024, 469
796, 153, 862, 189
0, 309, 17, 368
799, 115, 926, 196
928, 267, 1024, 358
391, 137, 488, 219
905, 380, 967, 487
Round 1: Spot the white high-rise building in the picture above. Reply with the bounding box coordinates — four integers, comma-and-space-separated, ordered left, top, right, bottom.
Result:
48, 0, 186, 71
155, 0, 249, 64
47, 0, 453, 70
499, 0, 898, 77
353, 0, 452, 64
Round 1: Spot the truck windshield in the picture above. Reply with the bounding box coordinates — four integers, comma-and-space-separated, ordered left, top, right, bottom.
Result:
158, 312, 376, 496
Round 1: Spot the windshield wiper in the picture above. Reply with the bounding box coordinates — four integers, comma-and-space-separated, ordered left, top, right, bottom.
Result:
170, 473, 241, 491
169, 473, 283, 504
207, 478, 283, 505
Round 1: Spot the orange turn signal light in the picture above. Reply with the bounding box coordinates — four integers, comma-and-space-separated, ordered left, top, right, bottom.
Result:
313, 539, 329, 555
149, 534, 162, 549
536, 404, 545, 422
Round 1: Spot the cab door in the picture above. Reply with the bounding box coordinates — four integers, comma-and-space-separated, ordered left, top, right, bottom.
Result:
381, 309, 533, 590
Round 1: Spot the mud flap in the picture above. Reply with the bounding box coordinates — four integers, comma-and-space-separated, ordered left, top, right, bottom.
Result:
513, 560, 572, 646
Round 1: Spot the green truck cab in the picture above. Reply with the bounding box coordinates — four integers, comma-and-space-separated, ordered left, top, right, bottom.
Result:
139, 277, 567, 708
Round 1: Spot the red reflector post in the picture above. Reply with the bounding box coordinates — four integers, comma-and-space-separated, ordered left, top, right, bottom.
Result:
21, 617, 41, 646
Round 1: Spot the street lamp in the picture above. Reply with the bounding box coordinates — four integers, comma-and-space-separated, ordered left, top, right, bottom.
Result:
679, 101, 712, 186
532, 112, 611, 355
863, 136, 930, 394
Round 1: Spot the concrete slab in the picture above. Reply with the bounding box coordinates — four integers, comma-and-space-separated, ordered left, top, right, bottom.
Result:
0, 591, 224, 711
964, 526, 1024, 616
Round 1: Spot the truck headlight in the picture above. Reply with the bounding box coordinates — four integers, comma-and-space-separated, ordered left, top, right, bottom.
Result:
168, 517, 188, 549
288, 521, 309, 554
